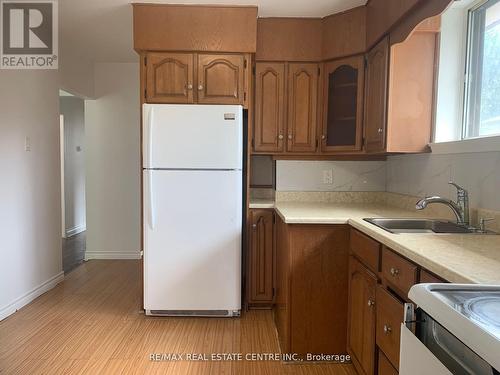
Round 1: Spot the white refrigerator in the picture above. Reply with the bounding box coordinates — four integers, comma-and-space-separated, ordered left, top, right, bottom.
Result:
142, 104, 243, 317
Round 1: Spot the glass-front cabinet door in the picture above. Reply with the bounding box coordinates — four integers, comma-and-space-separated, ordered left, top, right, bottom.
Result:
321, 56, 365, 152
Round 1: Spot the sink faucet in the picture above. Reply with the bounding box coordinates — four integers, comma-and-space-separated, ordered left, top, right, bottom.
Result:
415, 181, 470, 226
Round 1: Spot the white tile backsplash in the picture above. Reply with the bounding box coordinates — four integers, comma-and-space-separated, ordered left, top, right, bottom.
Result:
275, 151, 500, 211
387, 151, 500, 211
276, 160, 386, 192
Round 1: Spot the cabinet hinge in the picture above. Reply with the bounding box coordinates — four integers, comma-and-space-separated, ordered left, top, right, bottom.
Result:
318, 66, 320, 76
315, 139, 319, 149
144, 88, 147, 99
252, 66, 256, 75
272, 213, 276, 224
244, 59, 247, 69
251, 139, 255, 148
272, 287, 276, 298
244, 92, 247, 101
144, 56, 147, 66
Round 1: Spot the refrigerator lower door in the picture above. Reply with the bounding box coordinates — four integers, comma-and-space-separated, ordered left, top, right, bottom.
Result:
143, 169, 242, 316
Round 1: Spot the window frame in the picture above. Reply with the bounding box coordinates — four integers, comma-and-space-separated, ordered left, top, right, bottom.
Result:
463, 0, 500, 139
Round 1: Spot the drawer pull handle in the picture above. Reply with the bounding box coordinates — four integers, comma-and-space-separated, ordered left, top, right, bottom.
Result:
390, 267, 400, 277
368, 299, 375, 307
278, 134, 284, 140
252, 224, 257, 229
383, 324, 392, 335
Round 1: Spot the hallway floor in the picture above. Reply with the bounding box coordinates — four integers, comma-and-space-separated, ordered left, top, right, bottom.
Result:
0, 260, 356, 375
62, 232, 86, 273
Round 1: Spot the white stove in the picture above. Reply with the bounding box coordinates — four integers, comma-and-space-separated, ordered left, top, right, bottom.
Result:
400, 284, 500, 375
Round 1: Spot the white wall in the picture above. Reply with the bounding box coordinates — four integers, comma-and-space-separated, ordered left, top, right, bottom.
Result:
387, 152, 500, 211
60, 97, 86, 236
276, 160, 386, 191
434, 7, 467, 143
84, 63, 141, 259
0, 71, 63, 320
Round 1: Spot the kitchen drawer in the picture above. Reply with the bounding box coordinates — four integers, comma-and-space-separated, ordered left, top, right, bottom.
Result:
420, 269, 446, 284
376, 286, 404, 369
378, 350, 398, 375
350, 229, 381, 273
382, 247, 417, 298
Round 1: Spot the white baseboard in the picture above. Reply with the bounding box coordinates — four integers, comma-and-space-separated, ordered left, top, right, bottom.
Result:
0, 271, 65, 321
85, 251, 141, 260
66, 224, 86, 237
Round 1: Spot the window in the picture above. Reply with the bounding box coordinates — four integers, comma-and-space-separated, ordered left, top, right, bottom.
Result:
464, 0, 500, 138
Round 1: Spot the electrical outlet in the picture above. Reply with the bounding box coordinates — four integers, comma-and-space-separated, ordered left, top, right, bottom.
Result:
25, 136, 31, 152
322, 169, 333, 184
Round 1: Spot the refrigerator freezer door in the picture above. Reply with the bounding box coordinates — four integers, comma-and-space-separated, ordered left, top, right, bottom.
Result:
143, 169, 242, 312
143, 104, 243, 170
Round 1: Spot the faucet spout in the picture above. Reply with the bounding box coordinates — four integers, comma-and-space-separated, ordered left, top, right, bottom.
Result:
415, 196, 465, 225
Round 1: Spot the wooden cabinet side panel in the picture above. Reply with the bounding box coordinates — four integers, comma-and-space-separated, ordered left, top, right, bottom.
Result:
274, 215, 290, 353
289, 225, 350, 356
287, 63, 319, 153
364, 37, 389, 153
254, 62, 285, 153
387, 32, 436, 152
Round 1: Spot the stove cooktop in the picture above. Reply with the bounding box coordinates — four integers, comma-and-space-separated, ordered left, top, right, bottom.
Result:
433, 289, 500, 340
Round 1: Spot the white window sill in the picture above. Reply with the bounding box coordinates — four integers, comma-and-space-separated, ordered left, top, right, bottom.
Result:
429, 135, 500, 154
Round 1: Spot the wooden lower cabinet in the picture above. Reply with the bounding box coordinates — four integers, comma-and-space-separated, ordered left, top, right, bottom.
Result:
274, 216, 349, 358
378, 350, 398, 375
247, 209, 275, 306
376, 286, 404, 370
347, 256, 377, 375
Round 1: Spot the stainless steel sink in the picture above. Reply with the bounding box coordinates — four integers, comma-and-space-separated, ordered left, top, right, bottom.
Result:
363, 218, 476, 234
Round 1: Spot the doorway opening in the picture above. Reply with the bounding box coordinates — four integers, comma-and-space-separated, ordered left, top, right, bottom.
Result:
60, 89, 86, 273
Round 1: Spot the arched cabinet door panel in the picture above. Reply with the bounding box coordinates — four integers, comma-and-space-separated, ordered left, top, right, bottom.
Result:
254, 62, 285, 153
146, 52, 194, 103
287, 63, 319, 153
364, 37, 389, 153
197, 54, 245, 104
322, 55, 365, 153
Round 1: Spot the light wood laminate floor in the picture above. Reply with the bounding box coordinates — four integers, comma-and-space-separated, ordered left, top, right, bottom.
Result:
0, 260, 356, 375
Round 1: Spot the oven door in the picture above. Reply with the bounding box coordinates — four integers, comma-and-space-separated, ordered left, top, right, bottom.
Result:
400, 305, 498, 375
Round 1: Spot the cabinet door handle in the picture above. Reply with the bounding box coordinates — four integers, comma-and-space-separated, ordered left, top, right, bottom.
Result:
288, 134, 293, 140
383, 324, 392, 335
252, 223, 257, 230
368, 299, 375, 307
187, 84, 193, 90
198, 85, 204, 91
278, 134, 284, 140
377, 127, 383, 134
321, 135, 326, 140
390, 267, 400, 277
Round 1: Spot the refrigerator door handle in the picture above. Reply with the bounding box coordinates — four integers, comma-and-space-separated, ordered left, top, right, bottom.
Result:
144, 105, 154, 167
146, 170, 155, 230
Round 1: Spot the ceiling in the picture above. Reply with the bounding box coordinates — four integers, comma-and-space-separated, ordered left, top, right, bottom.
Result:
60, 0, 367, 64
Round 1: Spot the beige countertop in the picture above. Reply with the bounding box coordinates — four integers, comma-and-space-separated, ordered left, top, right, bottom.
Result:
274, 201, 500, 285
249, 198, 275, 209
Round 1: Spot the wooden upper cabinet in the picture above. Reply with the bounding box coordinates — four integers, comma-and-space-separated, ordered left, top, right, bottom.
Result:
364, 37, 389, 153
254, 62, 285, 153
347, 256, 377, 375
248, 209, 274, 304
322, 56, 364, 152
197, 54, 245, 105
286, 63, 319, 153
145, 52, 194, 103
